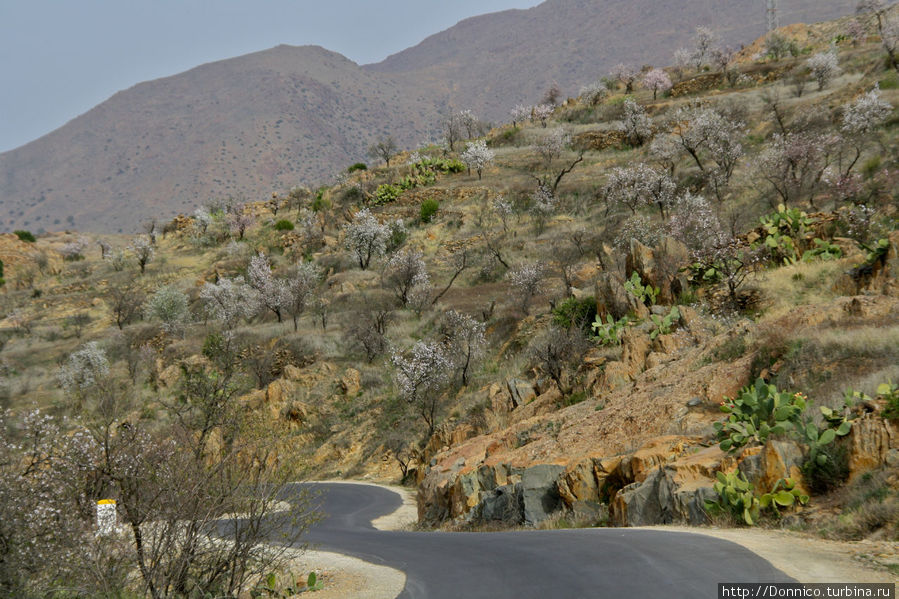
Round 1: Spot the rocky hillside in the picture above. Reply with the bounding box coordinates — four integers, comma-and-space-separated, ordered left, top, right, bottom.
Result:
0, 0, 860, 233
1, 8, 898, 587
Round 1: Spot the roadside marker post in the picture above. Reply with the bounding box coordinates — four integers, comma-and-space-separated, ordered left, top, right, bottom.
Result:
96, 499, 117, 535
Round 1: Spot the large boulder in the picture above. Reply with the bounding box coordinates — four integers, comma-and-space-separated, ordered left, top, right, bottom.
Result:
521, 464, 566, 525
847, 414, 898, 481
611, 466, 715, 526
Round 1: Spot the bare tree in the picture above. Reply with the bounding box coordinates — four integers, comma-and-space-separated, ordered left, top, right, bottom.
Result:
368, 136, 398, 167
529, 326, 590, 396
438, 310, 486, 386
108, 285, 146, 330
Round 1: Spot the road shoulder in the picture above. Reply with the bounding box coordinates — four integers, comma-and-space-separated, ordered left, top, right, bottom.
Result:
636, 525, 898, 583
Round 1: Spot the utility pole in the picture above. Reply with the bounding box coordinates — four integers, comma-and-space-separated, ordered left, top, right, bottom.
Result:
766, 0, 779, 33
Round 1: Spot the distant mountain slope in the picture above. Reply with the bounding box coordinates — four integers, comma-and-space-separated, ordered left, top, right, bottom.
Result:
0, 0, 858, 232
369, 0, 857, 120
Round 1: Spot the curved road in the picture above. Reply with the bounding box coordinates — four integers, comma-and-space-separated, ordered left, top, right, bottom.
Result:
287, 482, 792, 599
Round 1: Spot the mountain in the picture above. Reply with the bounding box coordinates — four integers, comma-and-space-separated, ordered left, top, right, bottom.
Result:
0, 0, 858, 233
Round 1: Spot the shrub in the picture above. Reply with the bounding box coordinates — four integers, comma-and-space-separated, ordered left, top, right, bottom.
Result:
311, 188, 331, 212
13, 230, 35, 243
373, 184, 402, 205
420, 198, 439, 223
274, 219, 295, 231
879, 381, 899, 420
802, 443, 849, 494
347, 162, 368, 173
552, 296, 597, 333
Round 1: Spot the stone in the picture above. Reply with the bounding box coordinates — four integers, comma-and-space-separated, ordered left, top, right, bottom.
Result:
339, 368, 361, 396
847, 414, 898, 481
737, 440, 804, 494
476, 484, 524, 524
687, 397, 703, 407
521, 464, 566, 525
611, 466, 716, 527
557, 459, 600, 508
506, 378, 536, 408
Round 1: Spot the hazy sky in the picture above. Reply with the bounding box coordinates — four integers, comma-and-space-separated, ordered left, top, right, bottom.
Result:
0, 0, 541, 152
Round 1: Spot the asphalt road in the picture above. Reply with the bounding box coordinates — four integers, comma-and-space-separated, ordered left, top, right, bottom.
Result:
290, 482, 793, 599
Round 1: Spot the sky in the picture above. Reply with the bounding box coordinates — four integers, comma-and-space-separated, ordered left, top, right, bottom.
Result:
0, 0, 541, 153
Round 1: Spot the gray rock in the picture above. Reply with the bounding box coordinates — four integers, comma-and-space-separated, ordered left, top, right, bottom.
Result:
521, 464, 566, 525
613, 466, 715, 526
477, 483, 523, 524
686, 397, 703, 407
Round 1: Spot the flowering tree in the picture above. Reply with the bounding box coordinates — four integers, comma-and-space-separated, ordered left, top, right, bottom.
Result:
839, 86, 894, 176
507, 262, 545, 315
530, 184, 557, 236
200, 276, 259, 331
128, 235, 155, 274
57, 342, 110, 398
510, 104, 531, 127
61, 236, 90, 261
438, 311, 486, 386
392, 341, 452, 436
383, 249, 429, 307
755, 132, 839, 208
247, 252, 289, 322
461, 140, 495, 180
673, 47, 692, 80
343, 208, 389, 270
144, 285, 190, 335
533, 103, 554, 128
807, 51, 842, 91
227, 207, 254, 241
669, 192, 761, 306
604, 163, 677, 218
618, 99, 652, 146
536, 127, 569, 166
579, 81, 609, 106
671, 105, 745, 202
285, 262, 321, 331
610, 63, 638, 93
642, 68, 672, 100
691, 26, 718, 70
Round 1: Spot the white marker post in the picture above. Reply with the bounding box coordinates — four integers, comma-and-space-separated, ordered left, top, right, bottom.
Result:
96, 499, 117, 535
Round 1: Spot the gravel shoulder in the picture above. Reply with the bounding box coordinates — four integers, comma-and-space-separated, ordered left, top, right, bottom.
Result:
278, 479, 415, 598
637, 525, 898, 584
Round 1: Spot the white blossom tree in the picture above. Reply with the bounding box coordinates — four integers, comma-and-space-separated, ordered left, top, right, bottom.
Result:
128, 235, 155, 274
807, 51, 842, 91
604, 163, 677, 218
391, 341, 452, 436
343, 209, 389, 270
507, 262, 545, 315
438, 311, 486, 386
144, 285, 190, 335
247, 252, 290, 323
510, 104, 532, 127
200, 276, 259, 331
383, 249, 429, 307
691, 26, 719, 70
671, 105, 745, 201
533, 103, 554, 128
579, 81, 609, 106
610, 63, 638, 93
618, 99, 652, 146
839, 85, 894, 176
285, 262, 321, 331
461, 140, 495, 180
642, 68, 672, 100
755, 132, 839, 208
857, 0, 899, 72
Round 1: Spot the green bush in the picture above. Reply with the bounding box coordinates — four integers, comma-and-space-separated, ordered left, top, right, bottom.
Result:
879, 381, 899, 420
420, 198, 439, 223
591, 314, 630, 346
13, 230, 36, 243
347, 162, 368, 173
311, 188, 331, 212
552, 296, 597, 333
274, 219, 295, 231
373, 184, 402, 205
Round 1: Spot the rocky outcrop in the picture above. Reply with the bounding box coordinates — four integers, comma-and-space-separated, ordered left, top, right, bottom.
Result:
595, 272, 648, 321
847, 413, 898, 481
626, 238, 691, 305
